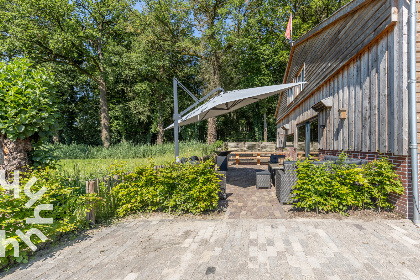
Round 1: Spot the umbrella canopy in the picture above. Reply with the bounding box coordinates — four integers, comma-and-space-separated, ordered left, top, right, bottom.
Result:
166, 82, 305, 129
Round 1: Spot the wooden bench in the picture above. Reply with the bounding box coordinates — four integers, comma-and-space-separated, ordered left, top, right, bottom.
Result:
297, 152, 320, 160
229, 152, 285, 165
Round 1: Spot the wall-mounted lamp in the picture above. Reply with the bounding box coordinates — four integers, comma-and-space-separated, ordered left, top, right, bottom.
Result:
338, 108, 347, 119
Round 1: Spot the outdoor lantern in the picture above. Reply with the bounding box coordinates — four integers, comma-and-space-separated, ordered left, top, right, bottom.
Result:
338, 108, 347, 119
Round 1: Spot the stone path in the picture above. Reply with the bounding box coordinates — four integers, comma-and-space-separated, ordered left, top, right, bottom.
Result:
224, 165, 285, 219
3, 218, 420, 280
3, 164, 420, 279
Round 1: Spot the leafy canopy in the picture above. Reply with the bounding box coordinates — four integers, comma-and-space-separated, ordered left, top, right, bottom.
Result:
0, 58, 59, 140
0, 0, 134, 81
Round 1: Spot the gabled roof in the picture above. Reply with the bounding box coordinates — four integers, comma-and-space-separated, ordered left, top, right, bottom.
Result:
275, 0, 395, 121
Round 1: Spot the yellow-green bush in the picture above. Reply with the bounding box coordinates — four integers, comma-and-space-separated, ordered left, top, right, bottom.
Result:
293, 154, 404, 214
112, 160, 221, 216
0, 167, 102, 268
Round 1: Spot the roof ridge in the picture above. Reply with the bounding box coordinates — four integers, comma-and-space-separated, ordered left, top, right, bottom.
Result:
293, 0, 372, 47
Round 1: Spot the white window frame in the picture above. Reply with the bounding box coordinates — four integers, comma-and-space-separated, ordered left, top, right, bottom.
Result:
288, 64, 305, 105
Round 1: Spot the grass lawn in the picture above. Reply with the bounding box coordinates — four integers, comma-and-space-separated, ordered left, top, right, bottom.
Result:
57, 158, 152, 179
55, 142, 216, 179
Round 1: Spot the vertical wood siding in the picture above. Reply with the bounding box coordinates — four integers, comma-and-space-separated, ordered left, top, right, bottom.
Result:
277, 0, 410, 156
278, 28, 408, 155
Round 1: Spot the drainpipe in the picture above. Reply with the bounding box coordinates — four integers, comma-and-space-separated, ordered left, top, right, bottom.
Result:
409, 0, 419, 224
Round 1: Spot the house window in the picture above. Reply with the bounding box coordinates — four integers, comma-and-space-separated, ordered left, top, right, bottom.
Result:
297, 119, 319, 156
297, 124, 306, 152
285, 134, 294, 147
294, 67, 305, 95
288, 65, 305, 104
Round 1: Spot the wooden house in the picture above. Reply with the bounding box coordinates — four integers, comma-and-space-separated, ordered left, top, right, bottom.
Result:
275, 0, 419, 218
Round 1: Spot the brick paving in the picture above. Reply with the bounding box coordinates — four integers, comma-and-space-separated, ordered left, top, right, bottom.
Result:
224, 165, 285, 219
3, 164, 420, 279
3, 219, 420, 280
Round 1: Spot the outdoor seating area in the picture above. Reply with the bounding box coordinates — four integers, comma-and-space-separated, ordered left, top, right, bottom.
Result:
223, 142, 285, 165
229, 151, 286, 165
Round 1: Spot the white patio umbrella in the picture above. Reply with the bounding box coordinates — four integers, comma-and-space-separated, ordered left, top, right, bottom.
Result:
166, 82, 305, 130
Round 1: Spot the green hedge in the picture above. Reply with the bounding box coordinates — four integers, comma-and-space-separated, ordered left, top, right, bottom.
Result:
112, 160, 221, 216
292, 154, 404, 214
0, 167, 100, 268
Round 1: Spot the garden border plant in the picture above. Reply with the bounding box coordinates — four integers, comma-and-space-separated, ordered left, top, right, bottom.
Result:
111, 159, 222, 217
292, 153, 404, 214
0, 167, 101, 270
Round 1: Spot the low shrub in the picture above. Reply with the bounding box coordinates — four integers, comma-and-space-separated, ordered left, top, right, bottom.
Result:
0, 167, 102, 269
292, 153, 404, 214
112, 160, 221, 216
363, 157, 404, 209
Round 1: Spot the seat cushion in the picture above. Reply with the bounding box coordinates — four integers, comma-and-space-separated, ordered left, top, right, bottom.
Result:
270, 155, 278, 163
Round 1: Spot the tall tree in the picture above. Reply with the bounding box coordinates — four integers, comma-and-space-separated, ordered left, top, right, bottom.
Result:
0, 58, 59, 174
0, 0, 135, 147
131, 0, 198, 144
192, 0, 231, 144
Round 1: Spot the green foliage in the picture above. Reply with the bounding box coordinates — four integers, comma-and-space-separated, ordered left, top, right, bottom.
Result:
0, 58, 59, 141
292, 154, 404, 214
363, 157, 404, 209
0, 157, 221, 269
0, 0, 134, 79
0, 0, 352, 145
0, 167, 102, 268
112, 160, 221, 216
0, 0, 136, 146
30, 143, 58, 169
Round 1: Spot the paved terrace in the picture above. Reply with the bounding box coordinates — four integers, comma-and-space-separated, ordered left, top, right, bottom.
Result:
224, 165, 285, 219
2, 165, 420, 280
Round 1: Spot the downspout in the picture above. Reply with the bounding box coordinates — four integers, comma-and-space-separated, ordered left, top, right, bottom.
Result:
409, 0, 419, 224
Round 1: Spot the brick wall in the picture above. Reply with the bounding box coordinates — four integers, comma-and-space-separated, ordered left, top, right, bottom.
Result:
278, 147, 297, 160
319, 149, 416, 219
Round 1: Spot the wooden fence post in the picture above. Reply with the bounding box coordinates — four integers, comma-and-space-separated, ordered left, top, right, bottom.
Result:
85, 180, 96, 224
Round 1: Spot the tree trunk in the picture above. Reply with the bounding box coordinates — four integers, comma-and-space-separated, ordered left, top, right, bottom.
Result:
52, 130, 59, 144
201, 5, 223, 145
206, 51, 221, 145
157, 122, 164, 145
207, 117, 217, 144
97, 30, 110, 148
0, 135, 32, 177
98, 76, 110, 148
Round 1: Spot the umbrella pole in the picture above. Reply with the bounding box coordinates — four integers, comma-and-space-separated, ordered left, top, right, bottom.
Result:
173, 78, 180, 162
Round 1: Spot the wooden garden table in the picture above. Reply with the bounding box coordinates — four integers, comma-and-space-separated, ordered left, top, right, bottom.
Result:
230, 151, 286, 165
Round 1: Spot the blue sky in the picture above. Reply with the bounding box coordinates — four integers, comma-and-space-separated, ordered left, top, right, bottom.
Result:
134, 2, 144, 12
